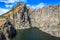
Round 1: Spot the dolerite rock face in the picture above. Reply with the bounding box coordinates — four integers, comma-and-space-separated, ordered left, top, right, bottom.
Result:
3, 4, 60, 37
3, 20, 16, 38
4, 4, 32, 29
31, 5, 60, 37
0, 31, 6, 40
0, 20, 16, 40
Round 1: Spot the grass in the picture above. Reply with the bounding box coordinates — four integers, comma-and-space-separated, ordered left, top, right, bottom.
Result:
0, 15, 6, 18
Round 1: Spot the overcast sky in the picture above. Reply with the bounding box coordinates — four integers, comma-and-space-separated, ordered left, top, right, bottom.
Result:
0, 0, 60, 15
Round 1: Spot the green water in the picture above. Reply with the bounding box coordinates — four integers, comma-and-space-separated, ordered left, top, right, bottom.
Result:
10, 27, 60, 40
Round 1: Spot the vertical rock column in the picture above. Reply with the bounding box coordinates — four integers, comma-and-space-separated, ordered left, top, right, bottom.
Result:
19, 5, 32, 29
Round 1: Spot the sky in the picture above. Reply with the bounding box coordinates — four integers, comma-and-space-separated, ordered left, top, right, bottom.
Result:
0, 0, 60, 15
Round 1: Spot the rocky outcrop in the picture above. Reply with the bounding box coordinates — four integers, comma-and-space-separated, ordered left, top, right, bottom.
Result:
31, 5, 60, 37
3, 4, 32, 29
0, 19, 16, 40
0, 31, 6, 40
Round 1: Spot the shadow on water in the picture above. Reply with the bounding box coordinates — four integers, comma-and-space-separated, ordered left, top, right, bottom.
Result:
11, 27, 60, 40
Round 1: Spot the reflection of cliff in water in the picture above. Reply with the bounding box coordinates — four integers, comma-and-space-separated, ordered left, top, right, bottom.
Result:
11, 27, 60, 40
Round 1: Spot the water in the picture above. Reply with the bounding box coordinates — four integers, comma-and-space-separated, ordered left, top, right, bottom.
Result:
10, 27, 60, 40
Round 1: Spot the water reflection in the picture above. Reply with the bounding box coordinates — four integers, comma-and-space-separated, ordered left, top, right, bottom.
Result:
11, 27, 60, 40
